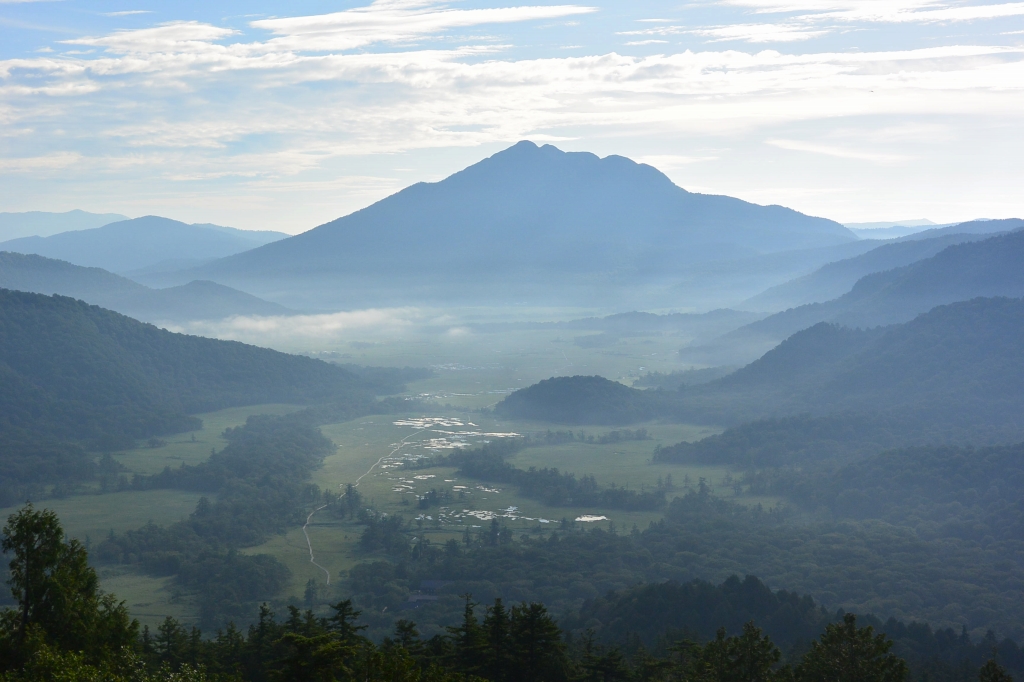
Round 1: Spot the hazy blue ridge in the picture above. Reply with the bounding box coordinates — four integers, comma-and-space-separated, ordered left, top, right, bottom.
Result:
0, 209, 128, 241
0, 215, 286, 275
742, 223, 1021, 311
687, 224, 1024, 365
0, 251, 291, 323
501, 297, 1024, 439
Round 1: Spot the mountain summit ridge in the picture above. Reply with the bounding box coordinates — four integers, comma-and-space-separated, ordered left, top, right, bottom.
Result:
186, 141, 856, 309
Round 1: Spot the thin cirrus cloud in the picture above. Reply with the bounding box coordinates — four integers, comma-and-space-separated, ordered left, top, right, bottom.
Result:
249, 0, 598, 52
720, 0, 1024, 22
678, 1, 1024, 43
619, 22, 828, 43
767, 138, 909, 162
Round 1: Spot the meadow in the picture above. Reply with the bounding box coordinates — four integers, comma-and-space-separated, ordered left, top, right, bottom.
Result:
6, 324, 745, 627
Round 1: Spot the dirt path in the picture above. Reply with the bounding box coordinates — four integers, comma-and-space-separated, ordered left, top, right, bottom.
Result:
301, 428, 431, 585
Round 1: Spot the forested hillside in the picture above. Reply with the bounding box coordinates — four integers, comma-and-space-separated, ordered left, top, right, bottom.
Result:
684, 297, 1024, 430
0, 290, 383, 504
511, 298, 1024, 440
495, 375, 665, 424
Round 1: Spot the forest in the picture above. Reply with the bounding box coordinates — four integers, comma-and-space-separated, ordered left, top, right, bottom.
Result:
0, 505, 1018, 682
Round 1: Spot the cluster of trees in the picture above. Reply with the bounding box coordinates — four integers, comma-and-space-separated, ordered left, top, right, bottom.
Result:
341, 484, 1024, 651
532, 429, 652, 445
744, 441, 1024, 543
95, 414, 337, 627
652, 414, 906, 468
495, 376, 669, 424
3, 505, 1015, 682
445, 441, 665, 511
632, 367, 736, 390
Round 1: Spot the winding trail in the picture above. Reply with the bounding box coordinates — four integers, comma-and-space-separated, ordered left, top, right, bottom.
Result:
301, 427, 431, 586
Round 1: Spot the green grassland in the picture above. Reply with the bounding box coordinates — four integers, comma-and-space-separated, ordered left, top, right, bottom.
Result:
1, 403, 304, 627
0, 489, 207, 544
114, 403, 303, 476
255, 411, 784, 608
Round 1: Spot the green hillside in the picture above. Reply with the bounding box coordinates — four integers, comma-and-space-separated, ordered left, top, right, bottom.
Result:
0, 289, 378, 502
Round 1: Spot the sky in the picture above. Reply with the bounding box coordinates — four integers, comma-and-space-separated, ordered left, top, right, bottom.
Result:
1, 0, 1022, 234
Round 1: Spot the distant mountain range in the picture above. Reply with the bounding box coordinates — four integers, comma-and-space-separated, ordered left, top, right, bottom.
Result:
168, 141, 859, 310
0, 216, 286, 276
0, 210, 129, 241
686, 223, 1024, 365
499, 296, 1024, 436
743, 219, 1024, 311
687, 296, 1024, 429
0, 252, 291, 323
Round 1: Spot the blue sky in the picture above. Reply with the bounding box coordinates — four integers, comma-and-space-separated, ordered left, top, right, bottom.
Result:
1, 0, 1023, 233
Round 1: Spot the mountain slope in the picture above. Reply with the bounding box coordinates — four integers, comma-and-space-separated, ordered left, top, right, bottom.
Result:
686, 226, 1024, 365
0, 289, 375, 447
503, 297, 1024, 434
0, 252, 290, 322
686, 297, 1024, 428
0, 216, 286, 274
0, 210, 128, 241
189, 141, 855, 308
743, 220, 1023, 311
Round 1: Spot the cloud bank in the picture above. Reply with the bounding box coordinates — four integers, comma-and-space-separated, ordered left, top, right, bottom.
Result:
0, 0, 1022, 226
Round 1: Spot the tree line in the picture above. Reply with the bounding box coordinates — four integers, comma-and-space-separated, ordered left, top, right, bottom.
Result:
2, 504, 1015, 682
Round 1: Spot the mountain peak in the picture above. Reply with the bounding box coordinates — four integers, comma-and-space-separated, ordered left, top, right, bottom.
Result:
189, 142, 856, 309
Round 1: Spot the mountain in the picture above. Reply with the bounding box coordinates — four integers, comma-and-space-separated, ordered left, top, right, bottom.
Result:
686, 225, 1024, 365
0, 289, 369, 430
899, 217, 1019, 241
502, 297, 1024, 434
0, 216, 287, 275
184, 141, 856, 309
845, 220, 938, 239
0, 252, 291, 323
742, 220, 1024, 311
685, 297, 1024, 426
0, 210, 128, 241
0, 289, 381, 502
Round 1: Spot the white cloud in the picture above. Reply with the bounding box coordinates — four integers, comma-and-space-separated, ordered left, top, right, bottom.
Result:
104, 10, 153, 17
634, 154, 719, 168
0, 152, 82, 172
720, 0, 1024, 23
168, 308, 427, 343
250, 1, 598, 52
689, 23, 831, 42
0, 0, 1022, 229
767, 138, 909, 162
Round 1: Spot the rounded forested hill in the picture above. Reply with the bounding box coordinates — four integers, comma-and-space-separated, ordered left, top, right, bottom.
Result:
495, 375, 663, 424
0, 289, 374, 447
